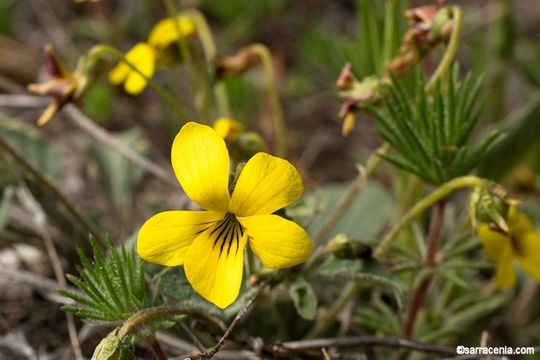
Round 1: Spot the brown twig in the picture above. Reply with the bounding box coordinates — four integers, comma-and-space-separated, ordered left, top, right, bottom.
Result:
0, 94, 181, 190
203, 285, 265, 360
403, 200, 446, 338
178, 321, 206, 352
64, 104, 180, 189
272, 335, 455, 356
171, 283, 267, 360
0, 266, 79, 301
322, 347, 333, 360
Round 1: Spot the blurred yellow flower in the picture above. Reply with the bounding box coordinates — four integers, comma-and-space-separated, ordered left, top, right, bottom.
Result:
213, 117, 245, 143
148, 15, 196, 50
137, 122, 312, 308
109, 42, 155, 95
477, 207, 540, 289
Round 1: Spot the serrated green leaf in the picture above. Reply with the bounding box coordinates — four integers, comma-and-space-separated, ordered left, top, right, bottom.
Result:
63, 238, 147, 322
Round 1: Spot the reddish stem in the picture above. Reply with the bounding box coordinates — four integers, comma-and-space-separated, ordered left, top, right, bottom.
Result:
151, 339, 167, 360
403, 200, 446, 338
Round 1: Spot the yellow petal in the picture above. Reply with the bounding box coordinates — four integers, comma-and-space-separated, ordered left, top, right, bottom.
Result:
516, 232, 540, 282
123, 43, 155, 94
229, 152, 303, 216
171, 122, 231, 211
108, 61, 129, 85
184, 215, 247, 308
494, 257, 516, 289
36, 102, 60, 126
238, 214, 312, 268
137, 210, 224, 266
148, 16, 196, 49
477, 223, 512, 262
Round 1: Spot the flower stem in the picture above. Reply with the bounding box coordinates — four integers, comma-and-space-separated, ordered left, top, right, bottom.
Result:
249, 44, 286, 157
181, 9, 231, 118
425, 6, 463, 94
374, 175, 499, 260
118, 306, 226, 340
162, 0, 199, 112
402, 200, 446, 339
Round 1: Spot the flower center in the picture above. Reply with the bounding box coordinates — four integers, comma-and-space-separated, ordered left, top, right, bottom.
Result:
210, 213, 244, 257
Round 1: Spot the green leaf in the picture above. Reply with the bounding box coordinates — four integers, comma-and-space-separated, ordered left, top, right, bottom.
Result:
355, 306, 399, 335
62, 237, 147, 323
152, 267, 222, 318
91, 328, 133, 360
300, 183, 394, 243
289, 278, 317, 320
374, 70, 493, 184
316, 255, 405, 306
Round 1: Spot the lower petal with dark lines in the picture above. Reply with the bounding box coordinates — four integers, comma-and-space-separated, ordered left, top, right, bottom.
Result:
183, 215, 248, 308
137, 210, 225, 267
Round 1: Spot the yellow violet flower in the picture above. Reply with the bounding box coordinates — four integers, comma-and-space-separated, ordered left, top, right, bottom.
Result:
109, 42, 155, 95
137, 122, 312, 308
213, 118, 245, 143
148, 15, 196, 50
477, 207, 540, 289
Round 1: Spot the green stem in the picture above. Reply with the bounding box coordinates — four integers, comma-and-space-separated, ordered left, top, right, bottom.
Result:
250, 44, 286, 157
90, 45, 190, 123
373, 175, 499, 260
382, 0, 398, 68
162, 0, 200, 120
118, 306, 226, 339
425, 6, 463, 93
181, 9, 231, 118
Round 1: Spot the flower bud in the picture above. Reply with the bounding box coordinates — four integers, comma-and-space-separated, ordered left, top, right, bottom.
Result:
214, 47, 261, 79
324, 234, 372, 259
469, 187, 510, 233
213, 118, 245, 143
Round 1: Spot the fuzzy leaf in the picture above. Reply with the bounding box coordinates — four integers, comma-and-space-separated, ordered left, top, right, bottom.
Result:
289, 278, 317, 320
